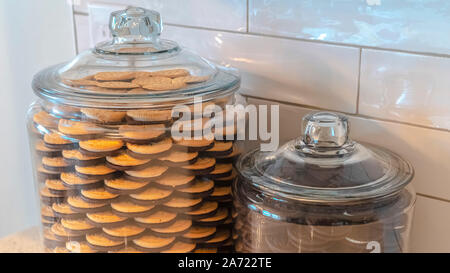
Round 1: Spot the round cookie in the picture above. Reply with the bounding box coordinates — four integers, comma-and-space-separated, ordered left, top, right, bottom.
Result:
134, 210, 177, 228
40, 187, 65, 205
43, 228, 66, 248
183, 201, 219, 220
86, 210, 129, 228
51, 222, 86, 242
44, 133, 78, 150
194, 207, 229, 227
52, 203, 84, 219
111, 200, 156, 217
206, 163, 233, 179
215, 144, 241, 164
202, 141, 233, 157
106, 152, 151, 171
42, 157, 73, 172
173, 136, 214, 152
180, 157, 216, 175
33, 110, 59, 128
132, 235, 176, 253
62, 149, 105, 167
208, 186, 232, 201
175, 179, 214, 199
119, 124, 167, 144
67, 196, 109, 213
60, 172, 103, 190
154, 172, 195, 190
35, 140, 61, 157
150, 219, 192, 238
81, 187, 120, 203
86, 233, 125, 252
41, 205, 58, 222
126, 109, 173, 125
151, 69, 190, 78
58, 119, 104, 140
79, 138, 124, 157
37, 165, 61, 180
94, 71, 136, 81
75, 164, 119, 180
60, 218, 98, 236
81, 108, 126, 125
212, 170, 237, 187
162, 197, 203, 213
179, 226, 217, 243
198, 229, 231, 248
45, 179, 69, 195
104, 177, 150, 194
102, 224, 146, 241
42, 217, 56, 227
158, 150, 198, 167
161, 241, 196, 253
124, 164, 168, 182
126, 138, 173, 159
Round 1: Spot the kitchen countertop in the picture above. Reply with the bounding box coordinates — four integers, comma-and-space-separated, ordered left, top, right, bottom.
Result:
0, 226, 44, 253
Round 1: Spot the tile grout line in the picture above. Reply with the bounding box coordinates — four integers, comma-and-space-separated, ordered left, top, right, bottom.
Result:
244, 94, 450, 133
73, 11, 450, 59
355, 48, 362, 114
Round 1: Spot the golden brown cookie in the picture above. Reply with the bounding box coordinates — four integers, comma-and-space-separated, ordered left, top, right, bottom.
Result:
181, 157, 216, 175
60, 172, 103, 190
206, 163, 233, 179
58, 119, 103, 140
158, 150, 198, 167
175, 179, 214, 199
81, 108, 126, 124
51, 222, 86, 242
33, 110, 59, 128
52, 203, 84, 219
43, 228, 66, 248
173, 136, 215, 152
132, 235, 176, 253
105, 152, 151, 171
129, 186, 173, 205
81, 187, 120, 203
41, 205, 58, 222
126, 138, 173, 159
179, 226, 217, 243
213, 170, 237, 186
62, 149, 105, 167
79, 138, 124, 157
94, 71, 136, 81
37, 165, 61, 180
40, 187, 65, 205
86, 233, 125, 252
119, 124, 167, 144
194, 248, 218, 253
126, 109, 173, 124
178, 75, 210, 84
202, 141, 233, 157
154, 172, 195, 189
45, 179, 69, 195
151, 219, 192, 237
96, 81, 140, 89
162, 197, 203, 213
124, 164, 168, 182
161, 241, 196, 253
208, 186, 232, 201
104, 177, 150, 194
215, 144, 241, 163
102, 224, 146, 241
42, 157, 73, 172
75, 164, 119, 180
86, 210, 129, 228
132, 76, 172, 87
183, 201, 219, 220
151, 69, 190, 78
60, 218, 98, 236
66, 241, 99, 253
134, 210, 177, 228
67, 196, 109, 213
194, 207, 229, 227
198, 229, 231, 248
111, 200, 156, 217
36, 140, 62, 157
44, 132, 77, 150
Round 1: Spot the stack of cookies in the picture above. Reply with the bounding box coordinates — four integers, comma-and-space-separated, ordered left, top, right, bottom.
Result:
31, 70, 240, 253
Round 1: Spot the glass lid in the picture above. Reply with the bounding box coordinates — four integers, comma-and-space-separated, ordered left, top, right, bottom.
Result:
237, 112, 414, 204
32, 7, 240, 108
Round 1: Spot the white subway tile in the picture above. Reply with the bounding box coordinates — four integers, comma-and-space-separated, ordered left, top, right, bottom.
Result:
247, 97, 450, 201
163, 26, 360, 113
74, 14, 91, 52
74, 0, 247, 31
410, 196, 450, 252
249, 0, 450, 55
359, 49, 450, 130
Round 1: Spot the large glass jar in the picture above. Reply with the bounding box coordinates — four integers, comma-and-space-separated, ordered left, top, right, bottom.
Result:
234, 112, 415, 253
28, 7, 243, 253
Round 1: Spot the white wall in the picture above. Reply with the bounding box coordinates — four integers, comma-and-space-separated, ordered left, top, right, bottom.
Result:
0, 0, 76, 237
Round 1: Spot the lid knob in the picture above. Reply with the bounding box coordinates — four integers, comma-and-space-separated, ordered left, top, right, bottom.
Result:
110, 7, 162, 44
297, 112, 355, 157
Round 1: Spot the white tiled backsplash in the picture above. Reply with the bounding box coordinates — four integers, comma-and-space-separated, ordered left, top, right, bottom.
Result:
71, 0, 450, 252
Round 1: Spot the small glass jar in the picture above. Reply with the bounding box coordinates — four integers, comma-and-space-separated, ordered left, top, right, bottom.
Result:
28, 7, 243, 253
234, 112, 415, 253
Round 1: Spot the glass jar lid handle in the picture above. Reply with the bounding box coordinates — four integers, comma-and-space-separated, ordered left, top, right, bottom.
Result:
296, 112, 355, 157
110, 7, 162, 44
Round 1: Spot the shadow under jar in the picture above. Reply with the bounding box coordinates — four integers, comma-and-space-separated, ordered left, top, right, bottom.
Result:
234, 112, 415, 253
27, 7, 244, 253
